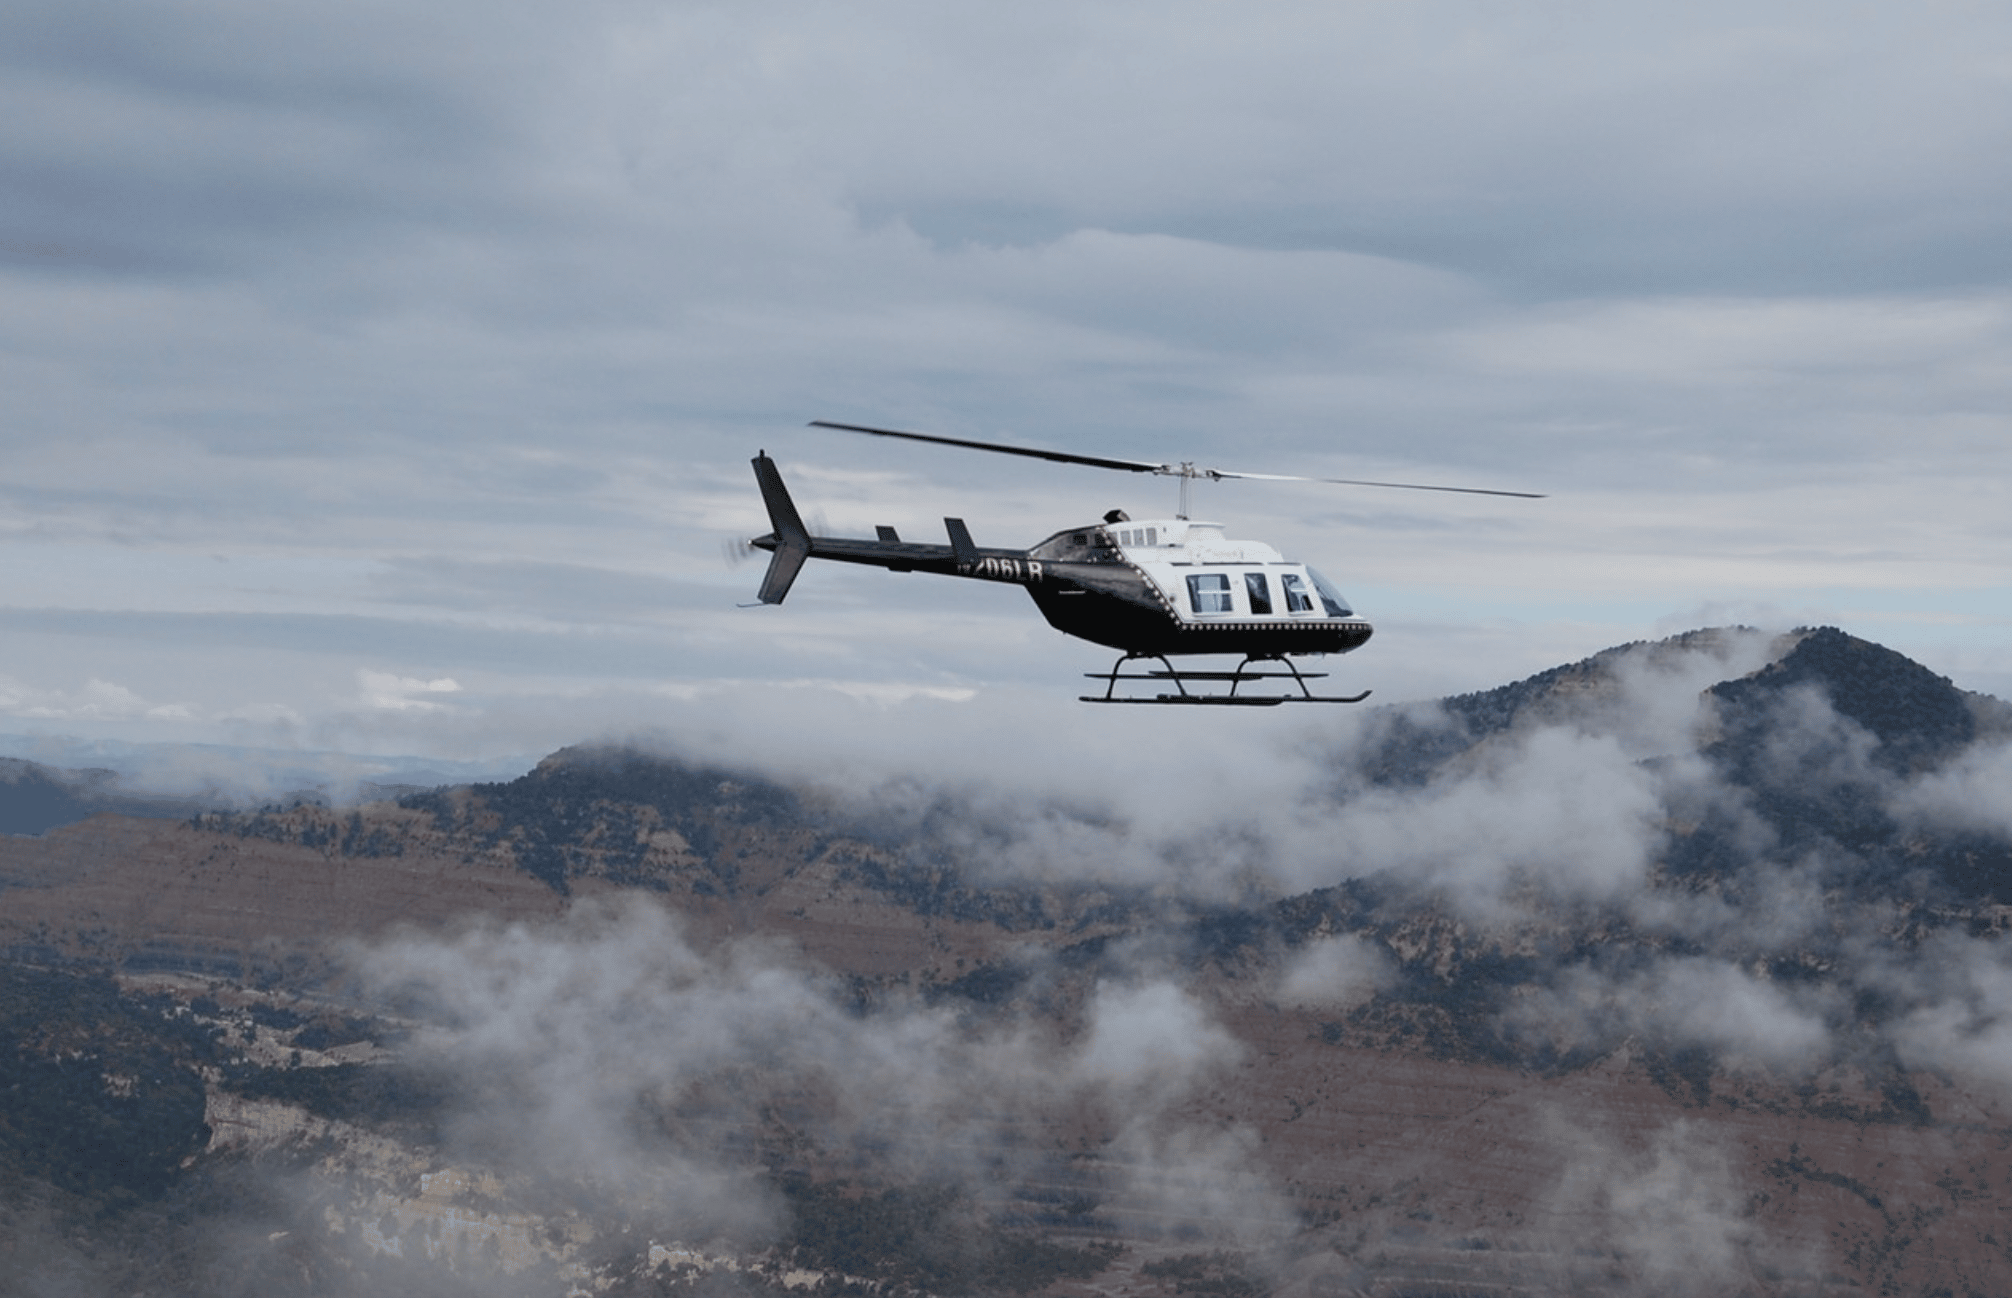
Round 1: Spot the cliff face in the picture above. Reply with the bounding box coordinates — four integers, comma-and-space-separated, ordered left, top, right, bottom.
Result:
5, 627, 2012, 1297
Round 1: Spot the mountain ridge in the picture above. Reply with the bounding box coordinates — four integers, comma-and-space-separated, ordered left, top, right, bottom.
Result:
5, 626, 2012, 1296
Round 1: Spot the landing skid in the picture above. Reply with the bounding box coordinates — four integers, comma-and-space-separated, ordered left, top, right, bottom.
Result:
1080, 653, 1372, 706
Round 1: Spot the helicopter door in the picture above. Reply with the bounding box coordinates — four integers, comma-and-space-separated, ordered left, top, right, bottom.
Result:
1280, 572, 1316, 614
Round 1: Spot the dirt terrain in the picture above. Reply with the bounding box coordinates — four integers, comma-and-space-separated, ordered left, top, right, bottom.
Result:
5, 781, 2009, 1295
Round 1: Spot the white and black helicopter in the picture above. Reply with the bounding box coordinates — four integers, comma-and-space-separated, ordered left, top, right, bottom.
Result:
748, 421, 1541, 706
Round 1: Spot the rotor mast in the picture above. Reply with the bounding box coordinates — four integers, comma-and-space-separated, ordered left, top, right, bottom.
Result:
1172, 463, 1201, 519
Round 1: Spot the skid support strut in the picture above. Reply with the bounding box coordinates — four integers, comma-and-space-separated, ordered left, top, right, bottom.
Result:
1080, 653, 1370, 706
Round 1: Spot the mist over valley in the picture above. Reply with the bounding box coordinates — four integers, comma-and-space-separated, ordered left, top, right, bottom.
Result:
5, 627, 2012, 1295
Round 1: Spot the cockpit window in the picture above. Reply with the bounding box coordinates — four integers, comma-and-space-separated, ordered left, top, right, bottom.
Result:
1280, 572, 1315, 613
1305, 567, 1354, 617
1186, 572, 1233, 614
1244, 572, 1272, 615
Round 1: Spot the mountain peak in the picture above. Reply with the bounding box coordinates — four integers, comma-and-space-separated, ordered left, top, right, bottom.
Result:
1707, 625, 1985, 775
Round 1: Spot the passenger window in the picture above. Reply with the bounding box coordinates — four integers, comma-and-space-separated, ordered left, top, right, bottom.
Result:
1186, 572, 1233, 614
1145, 528, 1157, 546
1244, 572, 1272, 615
1281, 572, 1315, 613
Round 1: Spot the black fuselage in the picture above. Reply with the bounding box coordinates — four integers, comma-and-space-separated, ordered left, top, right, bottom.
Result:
749, 459, 1373, 661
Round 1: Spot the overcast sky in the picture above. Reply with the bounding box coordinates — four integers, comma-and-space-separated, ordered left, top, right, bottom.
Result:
2, 1, 2008, 781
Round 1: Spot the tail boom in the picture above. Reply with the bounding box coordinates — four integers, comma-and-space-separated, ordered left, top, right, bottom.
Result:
747, 454, 1040, 601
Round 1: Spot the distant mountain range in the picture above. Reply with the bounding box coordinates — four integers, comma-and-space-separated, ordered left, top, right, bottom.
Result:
0, 757, 209, 835
4, 627, 2011, 1297
0, 736, 526, 836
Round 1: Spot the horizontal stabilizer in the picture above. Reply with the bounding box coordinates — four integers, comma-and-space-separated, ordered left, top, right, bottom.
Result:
756, 540, 810, 605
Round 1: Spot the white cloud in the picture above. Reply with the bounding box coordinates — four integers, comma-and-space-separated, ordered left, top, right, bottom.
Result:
1276, 934, 1391, 1009
359, 671, 462, 711
1887, 933, 2012, 1090
1897, 739, 2012, 839
1542, 1117, 1777, 1296
1652, 960, 1834, 1071
1506, 957, 1835, 1074
1071, 980, 1241, 1103
0, 674, 192, 722
351, 896, 1282, 1243
1306, 725, 1666, 912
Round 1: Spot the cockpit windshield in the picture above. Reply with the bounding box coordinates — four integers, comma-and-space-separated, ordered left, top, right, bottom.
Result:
1305, 567, 1354, 617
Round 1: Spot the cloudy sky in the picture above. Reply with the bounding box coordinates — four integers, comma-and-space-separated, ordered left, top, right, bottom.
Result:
3, 0, 2008, 779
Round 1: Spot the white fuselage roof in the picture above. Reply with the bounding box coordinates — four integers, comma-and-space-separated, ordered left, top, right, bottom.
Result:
1103, 519, 1358, 626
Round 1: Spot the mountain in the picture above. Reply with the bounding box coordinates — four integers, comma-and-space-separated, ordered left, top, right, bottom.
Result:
4, 627, 2012, 1297
0, 757, 229, 836
0, 738, 531, 837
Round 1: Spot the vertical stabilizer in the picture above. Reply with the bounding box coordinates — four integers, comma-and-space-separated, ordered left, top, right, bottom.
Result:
752, 453, 812, 605
944, 517, 978, 564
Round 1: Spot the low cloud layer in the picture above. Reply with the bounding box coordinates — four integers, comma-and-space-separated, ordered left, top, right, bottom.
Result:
1542, 1117, 1787, 1297
1509, 957, 1836, 1074
281, 627, 2004, 1292
8, 627, 1999, 1293
753, 630, 2012, 1095
350, 896, 1290, 1251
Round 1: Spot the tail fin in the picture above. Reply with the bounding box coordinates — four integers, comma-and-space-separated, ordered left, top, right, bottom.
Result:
752, 452, 812, 605
944, 517, 979, 564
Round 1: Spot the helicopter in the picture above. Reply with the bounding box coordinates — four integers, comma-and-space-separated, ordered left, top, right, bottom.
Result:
747, 420, 1541, 706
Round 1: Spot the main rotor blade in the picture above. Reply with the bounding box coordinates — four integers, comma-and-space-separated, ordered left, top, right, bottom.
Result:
810, 420, 1544, 498
1208, 469, 1546, 499
809, 421, 1166, 474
